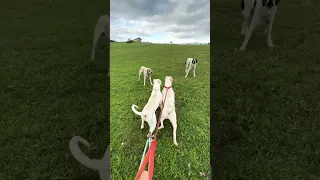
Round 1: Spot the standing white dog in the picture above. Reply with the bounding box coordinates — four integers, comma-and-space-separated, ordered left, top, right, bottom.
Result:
240, 0, 280, 51
138, 66, 153, 86
159, 76, 178, 146
69, 136, 110, 180
131, 79, 162, 135
91, 14, 109, 60
185, 58, 198, 78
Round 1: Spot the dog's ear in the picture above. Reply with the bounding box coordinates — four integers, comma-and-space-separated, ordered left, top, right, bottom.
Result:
158, 79, 161, 85
170, 76, 173, 82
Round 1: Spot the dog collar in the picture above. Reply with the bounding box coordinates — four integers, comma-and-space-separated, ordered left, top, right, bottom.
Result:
164, 86, 171, 89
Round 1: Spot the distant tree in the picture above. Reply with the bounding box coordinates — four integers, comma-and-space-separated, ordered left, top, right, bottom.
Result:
170, 41, 173, 44
126, 38, 133, 43
110, 40, 116, 42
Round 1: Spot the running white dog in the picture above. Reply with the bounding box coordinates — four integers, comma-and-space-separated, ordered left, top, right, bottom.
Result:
240, 0, 280, 51
91, 14, 109, 60
131, 79, 162, 135
159, 76, 178, 146
69, 136, 109, 180
138, 66, 153, 86
185, 58, 198, 78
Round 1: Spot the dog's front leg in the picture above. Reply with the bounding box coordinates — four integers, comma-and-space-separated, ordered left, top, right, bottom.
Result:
170, 113, 178, 146
138, 70, 142, 81
266, 7, 277, 48
141, 118, 144, 129
185, 68, 190, 78
91, 28, 101, 60
193, 65, 196, 77
240, 12, 260, 51
149, 75, 153, 85
143, 72, 146, 86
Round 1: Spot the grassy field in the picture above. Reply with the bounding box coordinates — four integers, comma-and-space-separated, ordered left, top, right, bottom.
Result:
211, 0, 320, 179
110, 42, 210, 179
0, 1, 109, 179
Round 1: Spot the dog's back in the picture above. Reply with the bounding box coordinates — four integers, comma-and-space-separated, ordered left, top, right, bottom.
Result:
185, 58, 198, 68
241, 0, 280, 12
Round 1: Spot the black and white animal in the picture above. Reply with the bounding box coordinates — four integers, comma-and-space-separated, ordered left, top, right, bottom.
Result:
240, 0, 280, 51
69, 136, 110, 180
138, 66, 153, 86
185, 58, 198, 78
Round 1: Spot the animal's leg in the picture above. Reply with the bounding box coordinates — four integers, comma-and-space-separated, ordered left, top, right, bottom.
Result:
138, 69, 143, 80
185, 66, 191, 78
91, 27, 101, 60
158, 109, 165, 129
170, 113, 178, 146
193, 65, 197, 77
241, 0, 252, 35
267, 7, 277, 48
141, 118, 144, 129
240, 10, 260, 51
149, 75, 153, 85
143, 72, 146, 86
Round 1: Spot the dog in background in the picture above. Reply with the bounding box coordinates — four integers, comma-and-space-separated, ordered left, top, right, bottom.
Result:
185, 58, 198, 78
138, 66, 153, 86
240, 0, 280, 51
91, 14, 109, 60
69, 136, 109, 180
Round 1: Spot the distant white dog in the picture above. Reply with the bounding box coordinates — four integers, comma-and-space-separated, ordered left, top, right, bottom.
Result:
240, 0, 280, 51
131, 79, 162, 136
69, 136, 109, 180
91, 14, 109, 60
185, 58, 198, 78
138, 66, 153, 86
159, 76, 178, 146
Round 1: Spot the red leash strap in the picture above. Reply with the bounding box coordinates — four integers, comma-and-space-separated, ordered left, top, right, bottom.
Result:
134, 140, 157, 180
148, 140, 157, 180
135, 150, 150, 180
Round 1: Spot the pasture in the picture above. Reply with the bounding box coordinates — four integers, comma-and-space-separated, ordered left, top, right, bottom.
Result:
110, 42, 210, 179
212, 0, 320, 179
0, 1, 109, 179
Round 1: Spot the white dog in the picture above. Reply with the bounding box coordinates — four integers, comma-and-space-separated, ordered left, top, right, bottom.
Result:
69, 136, 109, 180
131, 79, 162, 135
138, 66, 153, 86
158, 76, 178, 146
240, 0, 279, 51
91, 14, 109, 60
185, 58, 198, 78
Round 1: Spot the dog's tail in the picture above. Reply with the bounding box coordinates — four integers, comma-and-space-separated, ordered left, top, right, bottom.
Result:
131, 104, 147, 116
69, 136, 102, 170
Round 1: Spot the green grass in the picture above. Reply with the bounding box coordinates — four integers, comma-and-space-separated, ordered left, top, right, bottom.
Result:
0, 1, 109, 179
212, 0, 320, 179
110, 43, 210, 179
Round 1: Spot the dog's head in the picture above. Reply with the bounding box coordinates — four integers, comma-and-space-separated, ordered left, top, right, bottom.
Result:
152, 79, 161, 90
165, 76, 173, 86
147, 69, 152, 75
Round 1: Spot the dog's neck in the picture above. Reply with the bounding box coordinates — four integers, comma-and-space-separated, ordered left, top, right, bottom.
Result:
164, 83, 172, 89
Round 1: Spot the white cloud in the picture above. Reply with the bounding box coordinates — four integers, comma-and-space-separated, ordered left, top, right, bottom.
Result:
110, 0, 210, 44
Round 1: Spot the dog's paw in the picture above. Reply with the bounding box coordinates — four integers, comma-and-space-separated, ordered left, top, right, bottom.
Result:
141, 125, 144, 129
158, 126, 164, 129
268, 43, 274, 48
239, 46, 246, 51
174, 142, 178, 146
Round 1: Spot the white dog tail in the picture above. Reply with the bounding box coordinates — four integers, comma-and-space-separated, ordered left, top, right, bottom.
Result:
131, 104, 147, 116
69, 136, 102, 170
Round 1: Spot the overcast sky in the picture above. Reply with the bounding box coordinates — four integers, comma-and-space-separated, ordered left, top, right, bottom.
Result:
110, 0, 210, 44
